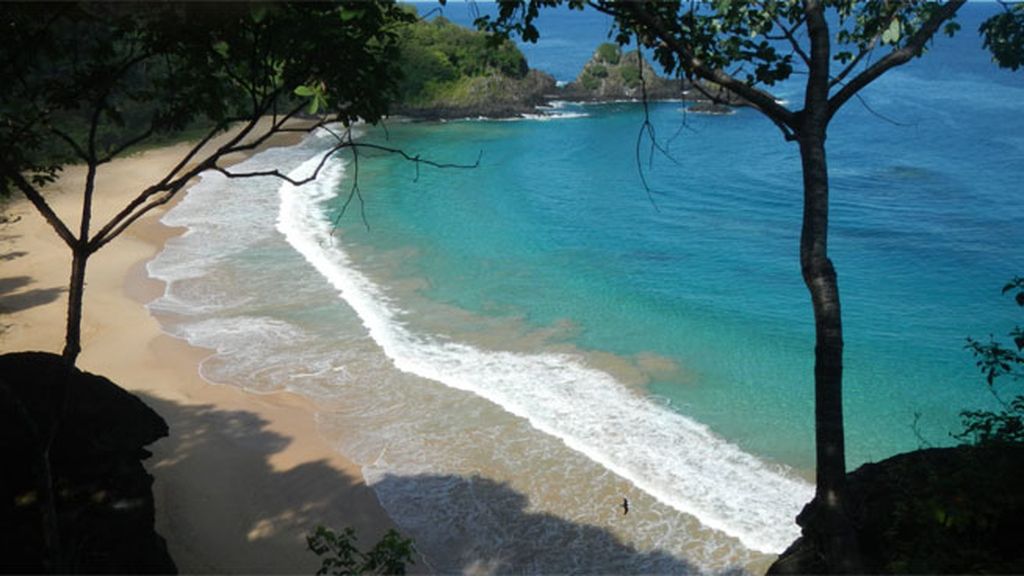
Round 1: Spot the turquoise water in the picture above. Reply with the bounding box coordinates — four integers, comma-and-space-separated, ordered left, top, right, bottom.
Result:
337, 52, 1024, 469
147, 5, 1024, 572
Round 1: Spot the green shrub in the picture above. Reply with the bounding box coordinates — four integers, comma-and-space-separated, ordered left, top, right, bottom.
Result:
395, 14, 528, 104
957, 277, 1024, 446
620, 64, 641, 88
307, 525, 415, 576
596, 42, 620, 64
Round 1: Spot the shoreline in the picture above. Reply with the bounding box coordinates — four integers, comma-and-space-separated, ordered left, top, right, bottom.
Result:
0, 126, 402, 573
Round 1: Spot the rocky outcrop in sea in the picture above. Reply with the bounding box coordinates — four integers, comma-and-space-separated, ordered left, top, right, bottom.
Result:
393, 42, 748, 120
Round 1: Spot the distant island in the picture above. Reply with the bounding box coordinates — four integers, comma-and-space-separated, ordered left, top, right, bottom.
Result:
391, 16, 744, 120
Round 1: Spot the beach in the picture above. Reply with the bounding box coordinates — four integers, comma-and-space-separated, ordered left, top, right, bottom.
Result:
0, 128, 399, 573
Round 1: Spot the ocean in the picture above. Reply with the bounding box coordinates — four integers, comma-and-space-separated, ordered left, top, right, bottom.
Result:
147, 4, 1024, 573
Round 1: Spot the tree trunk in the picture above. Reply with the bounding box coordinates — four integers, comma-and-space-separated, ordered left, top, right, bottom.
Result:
62, 248, 88, 365
34, 245, 92, 571
798, 128, 861, 573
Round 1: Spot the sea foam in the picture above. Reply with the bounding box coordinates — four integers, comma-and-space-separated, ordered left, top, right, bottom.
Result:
276, 135, 814, 554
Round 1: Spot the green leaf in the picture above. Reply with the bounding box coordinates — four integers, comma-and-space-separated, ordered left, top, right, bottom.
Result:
212, 41, 229, 59
250, 5, 268, 24
882, 18, 902, 44
340, 8, 364, 22
293, 85, 316, 97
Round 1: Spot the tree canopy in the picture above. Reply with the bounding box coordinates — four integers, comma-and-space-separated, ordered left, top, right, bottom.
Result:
1, 2, 410, 197
395, 11, 528, 105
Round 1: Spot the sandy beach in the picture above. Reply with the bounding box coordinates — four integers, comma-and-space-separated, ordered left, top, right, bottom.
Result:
0, 126, 399, 573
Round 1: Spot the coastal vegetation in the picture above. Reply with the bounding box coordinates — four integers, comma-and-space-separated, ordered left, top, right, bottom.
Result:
391, 10, 555, 119
396, 13, 527, 105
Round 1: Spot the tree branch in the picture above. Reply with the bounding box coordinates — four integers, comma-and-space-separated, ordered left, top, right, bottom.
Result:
97, 124, 157, 164
828, 0, 966, 120
598, 0, 797, 137
762, 5, 811, 67
1, 163, 77, 248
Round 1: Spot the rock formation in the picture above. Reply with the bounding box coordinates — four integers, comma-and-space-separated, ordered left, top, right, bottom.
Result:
0, 352, 175, 573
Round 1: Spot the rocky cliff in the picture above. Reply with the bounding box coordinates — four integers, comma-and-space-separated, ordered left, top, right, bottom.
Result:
560, 43, 682, 101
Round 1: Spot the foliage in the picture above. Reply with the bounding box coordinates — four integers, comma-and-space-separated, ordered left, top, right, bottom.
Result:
0, 3, 412, 194
619, 63, 641, 88
478, 1, 968, 91
596, 42, 621, 64
957, 277, 1024, 445
307, 525, 415, 576
981, 2, 1024, 71
580, 70, 601, 91
396, 12, 527, 105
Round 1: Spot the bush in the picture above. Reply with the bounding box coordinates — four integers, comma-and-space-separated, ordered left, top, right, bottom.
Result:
307, 526, 415, 576
620, 64, 641, 88
957, 277, 1024, 445
581, 71, 601, 91
596, 42, 620, 64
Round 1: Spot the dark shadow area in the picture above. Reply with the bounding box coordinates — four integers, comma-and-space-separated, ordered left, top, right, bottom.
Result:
1, 352, 175, 574
135, 393, 390, 574
0, 276, 64, 315
0, 251, 27, 262
0, 276, 32, 294
139, 393, 737, 574
370, 473, 714, 574
771, 445, 1024, 574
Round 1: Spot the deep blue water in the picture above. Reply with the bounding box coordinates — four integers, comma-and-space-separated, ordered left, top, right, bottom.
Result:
347, 2, 1024, 468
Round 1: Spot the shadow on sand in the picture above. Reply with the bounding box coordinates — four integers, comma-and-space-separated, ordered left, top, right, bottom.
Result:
138, 393, 380, 574
139, 392, 750, 575
0, 275, 64, 315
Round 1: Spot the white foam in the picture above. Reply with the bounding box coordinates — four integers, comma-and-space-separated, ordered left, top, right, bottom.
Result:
277, 150, 814, 554
513, 111, 590, 122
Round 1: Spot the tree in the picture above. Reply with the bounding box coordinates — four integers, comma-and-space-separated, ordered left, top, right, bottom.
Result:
476, 0, 1023, 571
0, 1, 415, 365
0, 2, 474, 569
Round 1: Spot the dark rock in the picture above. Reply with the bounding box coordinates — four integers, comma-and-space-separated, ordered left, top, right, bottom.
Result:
685, 102, 737, 115
770, 445, 1024, 574
0, 351, 175, 574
